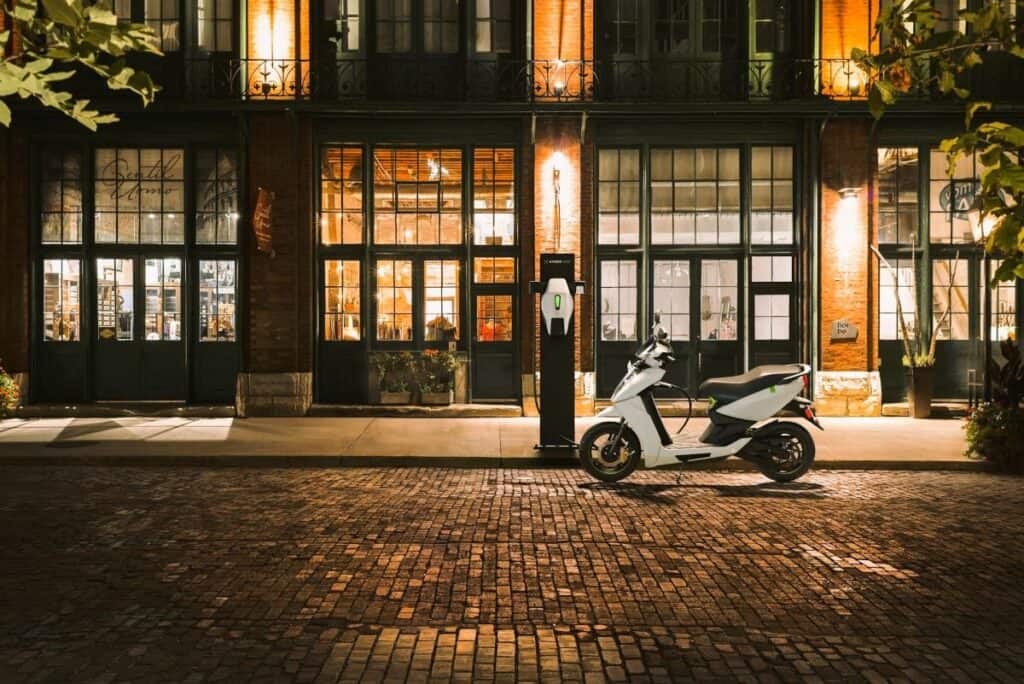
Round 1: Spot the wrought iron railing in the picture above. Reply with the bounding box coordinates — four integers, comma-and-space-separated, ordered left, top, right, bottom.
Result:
177, 56, 1024, 104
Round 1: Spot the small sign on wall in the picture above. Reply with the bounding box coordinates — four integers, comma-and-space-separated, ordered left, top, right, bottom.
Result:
252, 187, 275, 257
831, 319, 859, 342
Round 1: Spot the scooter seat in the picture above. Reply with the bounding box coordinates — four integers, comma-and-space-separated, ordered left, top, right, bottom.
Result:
700, 364, 806, 404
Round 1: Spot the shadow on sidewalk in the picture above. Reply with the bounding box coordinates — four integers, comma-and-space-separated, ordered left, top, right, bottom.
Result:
579, 479, 826, 502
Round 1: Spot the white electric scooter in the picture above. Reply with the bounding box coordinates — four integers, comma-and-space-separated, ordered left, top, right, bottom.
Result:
579, 315, 823, 483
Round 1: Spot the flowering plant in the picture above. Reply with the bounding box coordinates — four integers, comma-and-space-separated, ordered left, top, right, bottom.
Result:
0, 361, 19, 415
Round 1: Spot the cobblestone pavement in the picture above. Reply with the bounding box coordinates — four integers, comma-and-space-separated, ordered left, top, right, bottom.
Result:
1, 468, 1023, 683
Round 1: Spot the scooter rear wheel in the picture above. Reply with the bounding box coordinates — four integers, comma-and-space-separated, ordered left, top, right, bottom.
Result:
753, 421, 816, 483
578, 422, 642, 482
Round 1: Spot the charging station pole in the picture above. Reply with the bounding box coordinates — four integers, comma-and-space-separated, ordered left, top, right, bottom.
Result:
530, 253, 584, 450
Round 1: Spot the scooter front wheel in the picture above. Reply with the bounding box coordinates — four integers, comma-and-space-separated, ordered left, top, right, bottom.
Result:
578, 421, 642, 482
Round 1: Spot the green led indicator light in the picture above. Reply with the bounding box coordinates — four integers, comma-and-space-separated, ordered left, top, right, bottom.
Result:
554, 294, 562, 309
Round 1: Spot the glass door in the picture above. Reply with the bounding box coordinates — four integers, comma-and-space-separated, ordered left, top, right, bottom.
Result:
696, 258, 742, 392
596, 258, 640, 397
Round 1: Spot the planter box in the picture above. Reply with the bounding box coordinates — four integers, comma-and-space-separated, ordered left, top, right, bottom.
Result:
906, 367, 934, 419
379, 391, 412, 405
420, 390, 453, 406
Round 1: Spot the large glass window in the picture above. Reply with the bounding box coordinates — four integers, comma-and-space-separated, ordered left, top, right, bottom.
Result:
475, 0, 512, 53
95, 148, 185, 244
878, 147, 919, 246
145, 0, 180, 51
475, 295, 512, 341
598, 149, 640, 245
42, 259, 80, 342
700, 259, 738, 340
473, 257, 515, 284
424, 0, 459, 53
932, 258, 969, 340
930, 148, 979, 244
325, 0, 362, 53
600, 260, 638, 341
197, 0, 233, 52
40, 148, 82, 244
144, 258, 183, 341
196, 148, 239, 245
751, 146, 793, 245
879, 259, 917, 340
324, 260, 361, 341
373, 147, 462, 245
376, 259, 413, 341
654, 0, 690, 54
604, 0, 639, 55
199, 260, 237, 342
321, 146, 364, 245
97, 258, 135, 341
652, 147, 740, 245
653, 260, 690, 340
376, 0, 412, 52
752, 0, 777, 54
425, 260, 460, 341
473, 147, 515, 245
750, 255, 792, 283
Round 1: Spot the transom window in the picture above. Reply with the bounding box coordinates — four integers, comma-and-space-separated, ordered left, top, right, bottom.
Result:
95, 148, 185, 245
929, 148, 980, 244
473, 257, 515, 284
321, 146, 364, 245
195, 148, 239, 245
598, 148, 640, 245
40, 148, 83, 244
878, 147, 919, 247
373, 147, 462, 245
651, 147, 740, 245
879, 259, 917, 340
473, 147, 515, 245
197, 0, 233, 52
750, 255, 792, 283
750, 146, 793, 245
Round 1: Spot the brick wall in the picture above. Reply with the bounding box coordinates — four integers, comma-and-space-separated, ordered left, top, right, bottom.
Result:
520, 123, 536, 374
0, 127, 30, 373
534, 0, 592, 62
819, 118, 875, 372
245, 113, 314, 373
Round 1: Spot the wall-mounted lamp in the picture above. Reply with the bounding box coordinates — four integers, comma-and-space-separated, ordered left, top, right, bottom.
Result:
838, 187, 859, 200
552, 165, 562, 250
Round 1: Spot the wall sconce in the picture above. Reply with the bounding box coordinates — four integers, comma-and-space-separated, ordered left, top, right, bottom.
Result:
838, 187, 859, 200
552, 165, 562, 250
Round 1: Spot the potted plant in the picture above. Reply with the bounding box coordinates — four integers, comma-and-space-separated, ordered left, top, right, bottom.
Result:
0, 361, 18, 418
426, 315, 456, 342
965, 338, 1024, 474
370, 352, 413, 404
417, 350, 457, 405
870, 245, 960, 418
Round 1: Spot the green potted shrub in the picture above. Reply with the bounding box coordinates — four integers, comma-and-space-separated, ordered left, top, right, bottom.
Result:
0, 361, 19, 418
370, 352, 413, 404
417, 350, 457, 405
965, 338, 1024, 474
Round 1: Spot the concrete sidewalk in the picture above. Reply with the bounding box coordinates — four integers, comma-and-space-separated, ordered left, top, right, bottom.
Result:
0, 415, 981, 470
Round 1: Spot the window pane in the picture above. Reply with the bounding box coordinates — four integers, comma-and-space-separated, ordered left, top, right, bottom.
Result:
43, 259, 80, 341
473, 257, 515, 284
195, 148, 239, 245
879, 258, 916, 340
754, 294, 789, 340
598, 149, 640, 245
144, 258, 182, 340
424, 260, 460, 341
932, 258, 969, 340
751, 145, 794, 245
653, 260, 690, 341
988, 261, 1017, 343
376, 259, 413, 341
700, 260, 738, 340
473, 148, 515, 245
324, 260, 360, 341
320, 146, 364, 245
930, 147, 978, 244
97, 258, 134, 341
198, 260, 237, 342
476, 294, 513, 341
600, 260, 637, 341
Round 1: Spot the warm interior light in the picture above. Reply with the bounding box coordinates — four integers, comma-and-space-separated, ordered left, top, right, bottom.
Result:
839, 187, 859, 200
970, 211, 998, 242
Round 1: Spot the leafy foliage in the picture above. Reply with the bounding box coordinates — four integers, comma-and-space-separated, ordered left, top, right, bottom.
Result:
0, 360, 19, 414
0, 0, 161, 130
965, 340, 1024, 472
370, 352, 413, 393
417, 350, 457, 394
989, 338, 1024, 408
853, 0, 1024, 282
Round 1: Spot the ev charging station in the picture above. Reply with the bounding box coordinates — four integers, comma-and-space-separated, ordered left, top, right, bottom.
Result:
530, 254, 584, 450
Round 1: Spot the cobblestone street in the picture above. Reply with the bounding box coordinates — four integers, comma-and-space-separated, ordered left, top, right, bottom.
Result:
0, 468, 1022, 683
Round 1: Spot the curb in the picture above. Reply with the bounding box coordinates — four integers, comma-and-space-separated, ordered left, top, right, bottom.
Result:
0, 452, 994, 471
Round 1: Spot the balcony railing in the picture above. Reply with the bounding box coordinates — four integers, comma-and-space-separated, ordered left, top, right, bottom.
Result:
173, 56, 1024, 105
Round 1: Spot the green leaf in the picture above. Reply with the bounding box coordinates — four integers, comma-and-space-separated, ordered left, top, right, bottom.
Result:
966, 101, 992, 128
938, 70, 956, 93
24, 58, 55, 74
0, 101, 10, 127
41, 0, 83, 27
868, 83, 886, 119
